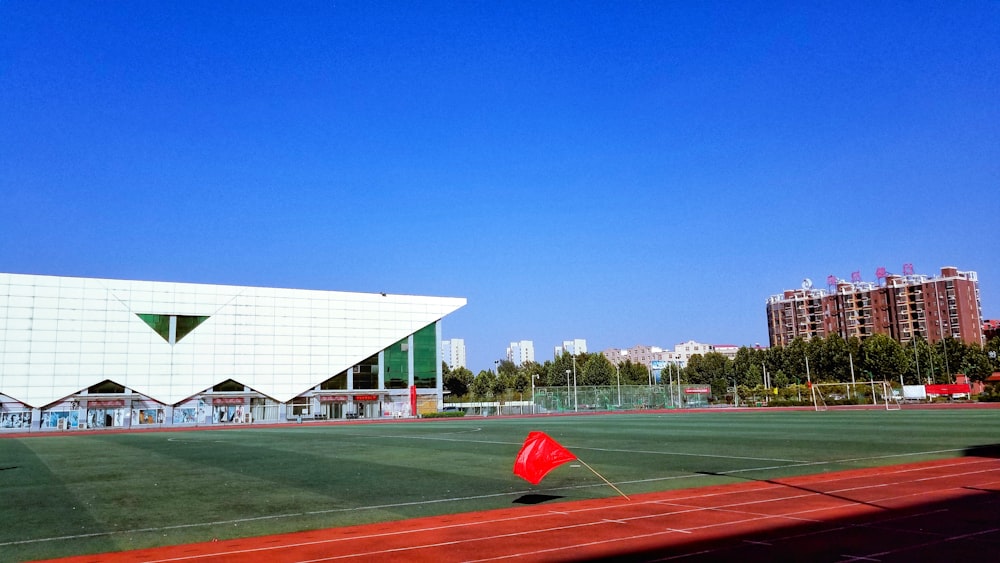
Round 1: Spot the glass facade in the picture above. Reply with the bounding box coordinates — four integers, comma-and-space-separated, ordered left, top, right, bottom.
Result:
320, 372, 347, 390
353, 354, 379, 389
383, 338, 409, 389
413, 324, 437, 388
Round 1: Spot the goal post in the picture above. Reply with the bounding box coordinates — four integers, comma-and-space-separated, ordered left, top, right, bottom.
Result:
810, 381, 900, 411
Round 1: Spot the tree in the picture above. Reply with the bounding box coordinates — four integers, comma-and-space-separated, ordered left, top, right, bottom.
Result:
581, 354, 614, 386
619, 360, 649, 385
904, 337, 934, 385
860, 334, 908, 382
987, 336, 1000, 373
822, 334, 852, 382
470, 370, 496, 399
443, 366, 474, 399
960, 344, 993, 382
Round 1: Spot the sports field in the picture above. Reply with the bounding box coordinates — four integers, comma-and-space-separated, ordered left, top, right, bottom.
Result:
3, 407, 1000, 561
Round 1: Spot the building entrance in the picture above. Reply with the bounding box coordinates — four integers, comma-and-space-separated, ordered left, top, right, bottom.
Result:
321, 402, 344, 420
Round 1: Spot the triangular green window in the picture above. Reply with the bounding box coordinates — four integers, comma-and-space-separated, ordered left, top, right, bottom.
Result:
136, 314, 210, 344
175, 316, 210, 342
137, 314, 171, 342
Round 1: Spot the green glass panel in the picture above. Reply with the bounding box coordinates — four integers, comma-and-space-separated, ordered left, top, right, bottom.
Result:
413, 324, 437, 389
321, 371, 348, 390
136, 314, 170, 342
353, 354, 380, 389
383, 338, 409, 389
175, 315, 210, 342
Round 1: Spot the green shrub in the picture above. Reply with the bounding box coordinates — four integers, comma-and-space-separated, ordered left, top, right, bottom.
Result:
422, 411, 466, 418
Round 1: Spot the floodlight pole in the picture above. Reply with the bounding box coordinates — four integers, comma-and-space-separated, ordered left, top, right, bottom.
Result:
565, 369, 572, 412
572, 355, 578, 412
615, 363, 622, 407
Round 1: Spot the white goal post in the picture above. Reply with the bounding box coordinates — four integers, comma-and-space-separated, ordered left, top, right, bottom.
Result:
810, 381, 900, 411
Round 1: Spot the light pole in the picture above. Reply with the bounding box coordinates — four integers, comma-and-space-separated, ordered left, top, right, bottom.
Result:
531, 374, 539, 415
565, 369, 571, 412
494, 360, 501, 416
572, 355, 578, 411
614, 363, 622, 408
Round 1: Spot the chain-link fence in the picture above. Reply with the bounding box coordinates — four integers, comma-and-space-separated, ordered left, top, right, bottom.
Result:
531, 384, 711, 413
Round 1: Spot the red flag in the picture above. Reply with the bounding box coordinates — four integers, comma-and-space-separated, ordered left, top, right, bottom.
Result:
513, 431, 577, 485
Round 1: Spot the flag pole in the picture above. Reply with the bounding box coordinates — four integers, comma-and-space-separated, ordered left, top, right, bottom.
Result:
576, 458, 630, 500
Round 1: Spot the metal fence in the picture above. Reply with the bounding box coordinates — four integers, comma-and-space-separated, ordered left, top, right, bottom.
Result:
532, 384, 711, 413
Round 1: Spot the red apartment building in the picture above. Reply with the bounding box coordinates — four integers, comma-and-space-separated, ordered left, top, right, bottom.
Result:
767, 266, 984, 348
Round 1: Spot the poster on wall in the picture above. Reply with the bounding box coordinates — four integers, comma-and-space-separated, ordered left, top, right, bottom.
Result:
133, 409, 163, 425
212, 397, 246, 423
44, 410, 79, 429
87, 408, 126, 428
173, 408, 198, 424
213, 404, 245, 423
1, 411, 32, 428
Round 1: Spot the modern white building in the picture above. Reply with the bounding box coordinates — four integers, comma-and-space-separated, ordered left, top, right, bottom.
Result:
0, 273, 465, 431
441, 338, 466, 369
554, 338, 587, 358
506, 340, 534, 366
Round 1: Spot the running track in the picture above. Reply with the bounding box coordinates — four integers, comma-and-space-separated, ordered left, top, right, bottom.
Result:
41, 454, 1000, 563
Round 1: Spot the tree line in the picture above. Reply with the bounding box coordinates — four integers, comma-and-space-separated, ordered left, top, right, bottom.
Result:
443, 334, 1000, 402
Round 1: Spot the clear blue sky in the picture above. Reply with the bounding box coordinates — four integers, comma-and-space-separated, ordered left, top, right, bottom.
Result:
3, 1, 998, 373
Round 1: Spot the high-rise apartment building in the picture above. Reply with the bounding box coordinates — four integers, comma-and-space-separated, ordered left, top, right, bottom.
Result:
506, 340, 534, 366
767, 266, 984, 348
554, 339, 587, 358
441, 339, 466, 369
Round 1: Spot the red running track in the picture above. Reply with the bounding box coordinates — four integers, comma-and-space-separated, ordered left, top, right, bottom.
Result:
40, 455, 1000, 563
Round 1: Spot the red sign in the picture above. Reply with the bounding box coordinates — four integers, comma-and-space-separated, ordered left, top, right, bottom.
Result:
353, 394, 379, 401
88, 400, 125, 407
319, 395, 348, 403
211, 397, 246, 405
925, 384, 971, 396
685, 387, 711, 394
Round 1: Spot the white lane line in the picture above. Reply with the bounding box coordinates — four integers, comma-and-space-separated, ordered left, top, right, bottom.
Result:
3, 452, 994, 548
131, 463, 1000, 562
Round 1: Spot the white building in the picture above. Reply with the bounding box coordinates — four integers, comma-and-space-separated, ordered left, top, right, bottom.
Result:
0, 273, 465, 431
602, 345, 678, 368
671, 340, 717, 367
506, 340, 534, 366
554, 338, 587, 358
441, 338, 466, 369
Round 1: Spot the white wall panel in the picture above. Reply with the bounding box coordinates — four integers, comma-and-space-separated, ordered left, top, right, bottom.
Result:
1, 273, 465, 406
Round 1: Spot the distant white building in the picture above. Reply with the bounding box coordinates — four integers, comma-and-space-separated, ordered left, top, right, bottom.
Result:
554, 338, 587, 358
602, 345, 681, 370
441, 338, 466, 369
712, 344, 740, 361
672, 340, 718, 367
506, 340, 534, 366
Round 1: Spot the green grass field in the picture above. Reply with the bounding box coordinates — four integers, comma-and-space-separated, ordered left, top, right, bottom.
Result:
3, 408, 999, 561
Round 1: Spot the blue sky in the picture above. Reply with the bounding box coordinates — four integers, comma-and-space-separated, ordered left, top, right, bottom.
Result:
3, 1, 998, 372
